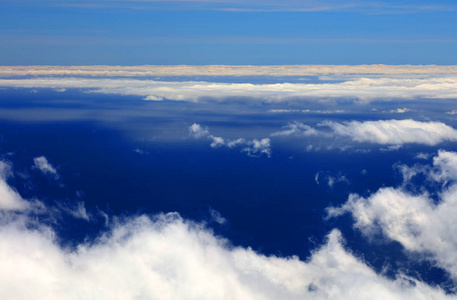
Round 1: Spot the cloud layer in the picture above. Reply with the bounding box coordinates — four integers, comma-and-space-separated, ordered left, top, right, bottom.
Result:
0, 74, 456, 103
1, 65, 456, 77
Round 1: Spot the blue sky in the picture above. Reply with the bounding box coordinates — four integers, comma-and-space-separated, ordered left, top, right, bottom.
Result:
1, 0, 456, 65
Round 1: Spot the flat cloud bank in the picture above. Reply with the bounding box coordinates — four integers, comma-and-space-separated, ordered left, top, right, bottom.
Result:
1, 65, 456, 77
0, 76, 456, 103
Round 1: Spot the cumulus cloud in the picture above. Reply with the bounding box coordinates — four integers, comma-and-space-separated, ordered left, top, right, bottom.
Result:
0, 211, 452, 299
190, 123, 272, 157
0, 75, 456, 103
242, 138, 272, 157
327, 150, 457, 282
32, 156, 59, 179
189, 123, 210, 138
0, 161, 29, 211
0, 157, 454, 299
321, 119, 457, 146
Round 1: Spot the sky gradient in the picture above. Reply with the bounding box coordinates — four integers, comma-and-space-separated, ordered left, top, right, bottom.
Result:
1, 0, 456, 65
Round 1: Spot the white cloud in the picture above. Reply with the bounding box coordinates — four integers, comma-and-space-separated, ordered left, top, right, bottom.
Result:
315, 172, 349, 188
210, 135, 226, 148
134, 148, 149, 155
242, 138, 272, 158
32, 156, 59, 179
1, 65, 456, 77
271, 121, 319, 137
190, 124, 272, 157
380, 145, 402, 152
0, 161, 29, 211
189, 123, 210, 138
0, 74, 456, 103
269, 109, 301, 113
270, 119, 457, 149
327, 151, 457, 282
0, 212, 452, 299
385, 108, 412, 113
209, 208, 226, 225
321, 119, 457, 146
59, 201, 91, 222
269, 109, 345, 114
0, 158, 454, 299
447, 110, 457, 115
415, 152, 430, 160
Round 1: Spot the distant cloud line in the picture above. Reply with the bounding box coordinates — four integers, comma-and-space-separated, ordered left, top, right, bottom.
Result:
0, 75, 456, 103
1, 65, 456, 77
